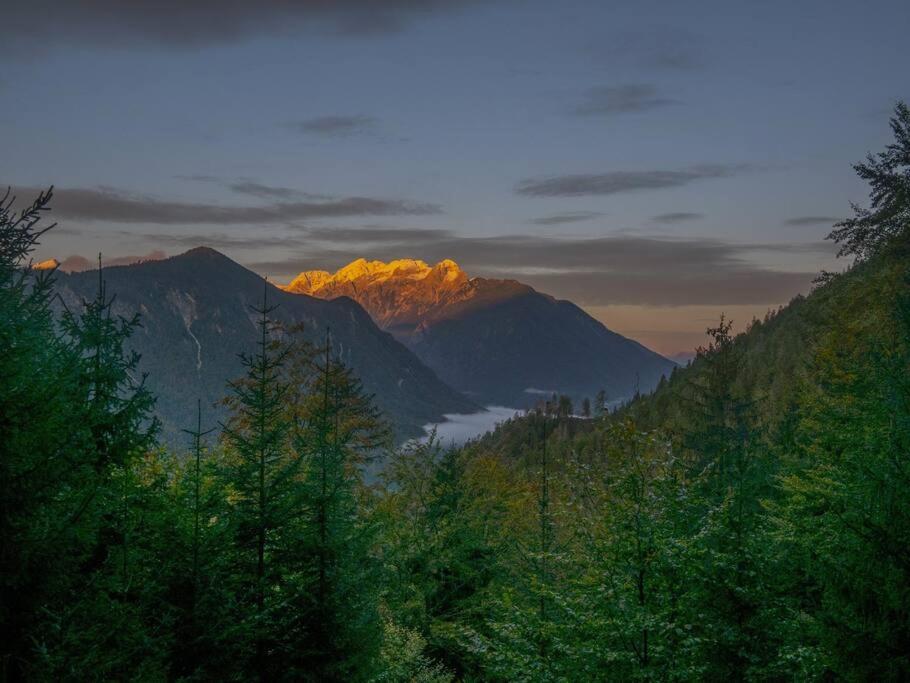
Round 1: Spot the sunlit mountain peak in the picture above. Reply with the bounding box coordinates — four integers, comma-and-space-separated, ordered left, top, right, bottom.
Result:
32, 258, 60, 270
284, 257, 466, 295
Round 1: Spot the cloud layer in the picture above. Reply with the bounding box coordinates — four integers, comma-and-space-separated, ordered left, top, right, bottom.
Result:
652, 212, 703, 224
4, 1, 487, 49
58, 250, 167, 273
528, 211, 603, 226
240, 227, 831, 307
574, 84, 679, 116
19, 186, 440, 225
784, 215, 840, 227
290, 115, 379, 137
516, 164, 751, 197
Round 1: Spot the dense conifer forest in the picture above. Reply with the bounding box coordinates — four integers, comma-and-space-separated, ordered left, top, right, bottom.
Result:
1, 103, 908, 681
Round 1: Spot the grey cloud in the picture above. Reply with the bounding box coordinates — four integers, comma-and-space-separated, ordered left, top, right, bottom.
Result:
652, 212, 703, 224
245, 229, 828, 306
3, 1, 487, 50
136, 227, 451, 251
130, 232, 310, 250
226, 181, 327, 201
528, 212, 603, 226
291, 115, 379, 138
743, 241, 832, 254
175, 175, 329, 201
516, 164, 751, 198
523, 270, 814, 307
59, 250, 166, 273
22, 186, 440, 225
784, 215, 840, 227
574, 84, 679, 116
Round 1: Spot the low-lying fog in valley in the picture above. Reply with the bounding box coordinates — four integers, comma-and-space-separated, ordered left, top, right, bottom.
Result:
421, 405, 521, 447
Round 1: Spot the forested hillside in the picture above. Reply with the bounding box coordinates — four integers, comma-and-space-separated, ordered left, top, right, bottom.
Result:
1, 103, 907, 681
377, 104, 909, 680
53, 247, 476, 444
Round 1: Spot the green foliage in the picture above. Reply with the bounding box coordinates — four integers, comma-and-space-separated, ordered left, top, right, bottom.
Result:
828, 100, 910, 260
373, 100, 910, 681
3, 101, 908, 679
372, 615, 453, 683
770, 244, 910, 679
0, 189, 160, 678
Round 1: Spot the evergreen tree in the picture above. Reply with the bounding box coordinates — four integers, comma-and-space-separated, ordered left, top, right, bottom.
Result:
169, 399, 220, 678
571, 420, 695, 679
828, 100, 910, 260
283, 327, 388, 680
772, 104, 910, 678
220, 282, 293, 678
595, 389, 607, 417
1, 189, 159, 678
676, 316, 780, 679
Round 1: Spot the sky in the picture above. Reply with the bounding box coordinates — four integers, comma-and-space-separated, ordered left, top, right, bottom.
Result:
4, 0, 908, 356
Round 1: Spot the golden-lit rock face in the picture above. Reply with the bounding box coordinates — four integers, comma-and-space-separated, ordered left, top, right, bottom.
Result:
282, 257, 526, 340
33, 258, 60, 270
286, 258, 466, 293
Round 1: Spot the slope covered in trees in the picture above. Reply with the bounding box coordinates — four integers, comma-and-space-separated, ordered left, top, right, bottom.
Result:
371, 102, 909, 680
53, 248, 476, 444
1, 102, 907, 680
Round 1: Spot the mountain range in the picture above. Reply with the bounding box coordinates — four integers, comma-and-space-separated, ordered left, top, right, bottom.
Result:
50, 249, 674, 443
284, 258, 675, 407
52, 248, 476, 444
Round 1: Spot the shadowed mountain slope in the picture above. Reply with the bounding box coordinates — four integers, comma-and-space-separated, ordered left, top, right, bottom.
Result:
53, 248, 476, 444
284, 258, 675, 407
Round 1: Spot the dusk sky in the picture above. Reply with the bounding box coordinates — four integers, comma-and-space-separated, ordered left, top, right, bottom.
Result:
5, 0, 909, 355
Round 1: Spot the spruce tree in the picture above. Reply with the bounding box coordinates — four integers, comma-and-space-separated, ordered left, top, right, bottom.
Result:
286, 327, 387, 680
169, 399, 217, 678
828, 100, 910, 260
679, 317, 778, 679
220, 281, 292, 678
1, 189, 159, 678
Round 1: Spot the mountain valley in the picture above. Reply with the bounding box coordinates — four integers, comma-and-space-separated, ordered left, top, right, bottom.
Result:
284, 257, 675, 407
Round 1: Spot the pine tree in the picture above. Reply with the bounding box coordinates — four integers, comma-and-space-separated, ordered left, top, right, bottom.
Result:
379, 435, 504, 678
678, 317, 779, 679
285, 327, 388, 680
186, 399, 214, 619
595, 389, 608, 417
220, 281, 292, 678
1, 189, 159, 678
168, 399, 218, 678
533, 409, 554, 670
828, 100, 910, 260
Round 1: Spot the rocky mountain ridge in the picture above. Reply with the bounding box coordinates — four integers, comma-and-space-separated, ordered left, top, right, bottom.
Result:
52, 248, 477, 444
283, 257, 675, 407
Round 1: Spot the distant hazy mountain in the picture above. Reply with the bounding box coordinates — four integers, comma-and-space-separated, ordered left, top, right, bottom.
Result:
668, 351, 696, 366
53, 248, 476, 444
284, 258, 675, 407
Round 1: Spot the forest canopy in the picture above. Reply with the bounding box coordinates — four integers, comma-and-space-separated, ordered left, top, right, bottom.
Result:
1, 102, 908, 681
